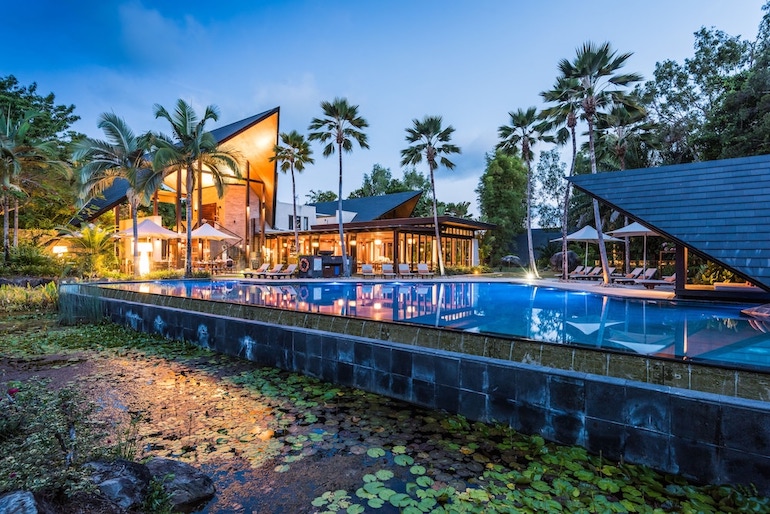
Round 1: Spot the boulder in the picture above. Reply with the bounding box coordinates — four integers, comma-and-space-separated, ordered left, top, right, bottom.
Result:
145, 458, 216, 512
549, 251, 580, 272
86, 459, 151, 510
0, 491, 39, 514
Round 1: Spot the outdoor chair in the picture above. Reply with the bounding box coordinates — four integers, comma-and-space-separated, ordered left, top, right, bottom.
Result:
243, 263, 269, 278
612, 267, 644, 284
636, 272, 676, 290
416, 263, 434, 278
361, 264, 376, 279
257, 263, 283, 278
266, 263, 297, 279
398, 263, 415, 279
381, 263, 397, 279
574, 267, 602, 280
569, 266, 593, 279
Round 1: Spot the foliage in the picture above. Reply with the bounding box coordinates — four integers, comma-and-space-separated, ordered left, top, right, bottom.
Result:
533, 148, 567, 228
475, 151, 527, 265
693, 262, 740, 285
305, 189, 337, 203
271, 130, 314, 253
0, 282, 58, 312
58, 225, 118, 278
0, 243, 63, 277
0, 378, 106, 497
308, 97, 369, 277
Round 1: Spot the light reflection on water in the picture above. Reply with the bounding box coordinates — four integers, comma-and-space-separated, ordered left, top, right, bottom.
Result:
106, 280, 770, 371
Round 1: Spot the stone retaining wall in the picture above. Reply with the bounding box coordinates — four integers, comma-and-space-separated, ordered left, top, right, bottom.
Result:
60, 283, 770, 494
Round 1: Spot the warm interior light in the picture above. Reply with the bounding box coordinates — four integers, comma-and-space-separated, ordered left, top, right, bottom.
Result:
374, 239, 382, 245
137, 242, 154, 253
137, 242, 153, 276
52, 245, 68, 256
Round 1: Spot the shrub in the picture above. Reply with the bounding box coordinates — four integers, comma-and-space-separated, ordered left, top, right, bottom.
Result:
0, 282, 59, 313
0, 244, 63, 278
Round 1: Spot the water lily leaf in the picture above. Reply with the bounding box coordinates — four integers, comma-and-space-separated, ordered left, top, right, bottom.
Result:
375, 469, 394, 481
416, 475, 434, 487
392, 445, 407, 454
346, 505, 365, 514
394, 454, 414, 466
274, 464, 290, 473
367, 497, 384, 509
362, 473, 377, 483
367, 447, 386, 458
388, 492, 412, 508
363, 482, 384, 495
409, 465, 426, 475
532, 480, 551, 492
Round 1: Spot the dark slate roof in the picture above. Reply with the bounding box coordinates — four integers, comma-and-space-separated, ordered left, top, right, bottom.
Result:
569, 154, 770, 290
311, 191, 422, 222
70, 109, 280, 226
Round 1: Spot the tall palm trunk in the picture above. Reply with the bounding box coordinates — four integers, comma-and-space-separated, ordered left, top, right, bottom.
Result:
525, 161, 538, 278
185, 164, 195, 278
131, 200, 140, 278
291, 166, 299, 254
13, 197, 18, 248
2, 193, 9, 261
429, 164, 445, 276
561, 118, 577, 280
336, 146, 348, 277
587, 116, 611, 284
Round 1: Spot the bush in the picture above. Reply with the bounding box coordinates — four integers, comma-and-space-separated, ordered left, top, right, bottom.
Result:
0, 282, 59, 313
0, 244, 63, 278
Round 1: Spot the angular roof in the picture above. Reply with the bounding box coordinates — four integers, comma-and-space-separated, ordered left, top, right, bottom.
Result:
570, 154, 770, 290
311, 190, 422, 222
70, 108, 280, 226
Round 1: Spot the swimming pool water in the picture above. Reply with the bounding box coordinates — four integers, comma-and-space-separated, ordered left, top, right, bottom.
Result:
109, 279, 770, 372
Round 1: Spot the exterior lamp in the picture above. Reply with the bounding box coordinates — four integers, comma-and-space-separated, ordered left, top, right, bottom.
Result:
137, 242, 153, 276
52, 245, 68, 257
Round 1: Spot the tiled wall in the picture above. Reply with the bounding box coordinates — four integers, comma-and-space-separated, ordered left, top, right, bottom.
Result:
61, 284, 770, 494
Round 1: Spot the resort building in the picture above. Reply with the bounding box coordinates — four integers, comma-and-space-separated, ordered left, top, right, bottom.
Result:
74, 109, 492, 274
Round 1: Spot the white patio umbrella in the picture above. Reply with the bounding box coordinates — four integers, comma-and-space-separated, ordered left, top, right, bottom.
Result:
550, 226, 624, 269
190, 223, 237, 241
116, 219, 178, 239
609, 222, 659, 273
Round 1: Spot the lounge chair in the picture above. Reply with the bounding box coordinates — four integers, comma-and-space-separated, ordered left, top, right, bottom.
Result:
568, 265, 586, 276
574, 267, 602, 280
381, 263, 397, 279
416, 263, 434, 278
257, 263, 283, 278
636, 272, 676, 290
612, 267, 644, 284
266, 263, 297, 279
243, 263, 270, 278
398, 263, 415, 279
569, 266, 593, 279
361, 264, 376, 279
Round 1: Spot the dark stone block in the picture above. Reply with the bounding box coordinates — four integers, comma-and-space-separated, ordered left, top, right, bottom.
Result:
412, 353, 436, 382
585, 418, 624, 461
435, 385, 460, 414
390, 374, 412, 399
337, 362, 354, 386
515, 402, 546, 436
372, 345, 393, 372
624, 429, 671, 471
551, 412, 585, 446
353, 365, 373, 391
459, 360, 487, 392
293, 352, 307, 374
488, 392, 515, 425
549, 375, 585, 413
321, 336, 338, 360
391, 348, 413, 376
412, 379, 436, 408
337, 339, 355, 363
585, 377, 626, 423
670, 437, 718, 484
306, 356, 322, 378
670, 395, 720, 445
435, 356, 460, 386
720, 404, 770, 451
372, 370, 391, 394
457, 389, 486, 422
354, 342, 374, 367
320, 359, 337, 382
515, 368, 547, 406
720, 448, 770, 493
487, 363, 518, 398
293, 332, 308, 354
625, 387, 671, 433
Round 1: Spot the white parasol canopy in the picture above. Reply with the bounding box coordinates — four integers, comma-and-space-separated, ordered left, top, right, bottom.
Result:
191, 223, 237, 241
609, 222, 660, 272
551, 226, 624, 269
116, 219, 179, 239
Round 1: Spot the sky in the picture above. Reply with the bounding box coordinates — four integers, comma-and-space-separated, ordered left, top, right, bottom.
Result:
5, 1, 767, 218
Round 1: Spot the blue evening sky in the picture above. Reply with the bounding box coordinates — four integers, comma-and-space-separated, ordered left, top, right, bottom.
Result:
5, 1, 766, 216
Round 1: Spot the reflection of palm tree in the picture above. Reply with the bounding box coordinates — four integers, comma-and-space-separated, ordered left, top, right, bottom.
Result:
270, 130, 314, 255
557, 41, 642, 284
150, 100, 241, 277
308, 98, 369, 277
73, 113, 153, 278
497, 108, 552, 278
401, 116, 461, 276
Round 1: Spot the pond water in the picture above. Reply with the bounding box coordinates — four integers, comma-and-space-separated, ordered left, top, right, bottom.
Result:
106, 279, 770, 372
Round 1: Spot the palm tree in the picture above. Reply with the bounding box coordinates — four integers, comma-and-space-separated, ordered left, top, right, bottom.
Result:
270, 130, 314, 254
308, 98, 369, 277
72, 113, 154, 278
401, 115, 461, 276
497, 107, 552, 279
150, 99, 242, 277
541, 77, 582, 280
0, 109, 66, 261
557, 41, 643, 284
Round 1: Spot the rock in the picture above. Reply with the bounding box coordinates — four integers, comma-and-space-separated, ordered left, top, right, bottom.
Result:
145, 457, 216, 512
0, 491, 39, 514
85, 459, 151, 510
549, 251, 580, 272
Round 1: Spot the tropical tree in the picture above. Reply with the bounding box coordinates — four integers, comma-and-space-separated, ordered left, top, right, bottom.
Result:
306, 190, 337, 203
150, 100, 242, 277
557, 41, 643, 284
308, 98, 369, 277
541, 76, 583, 280
72, 113, 153, 278
0, 110, 66, 261
58, 224, 117, 278
496, 107, 552, 278
270, 130, 314, 254
401, 115, 461, 276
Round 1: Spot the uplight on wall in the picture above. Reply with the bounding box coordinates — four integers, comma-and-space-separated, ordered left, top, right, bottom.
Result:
137, 242, 153, 276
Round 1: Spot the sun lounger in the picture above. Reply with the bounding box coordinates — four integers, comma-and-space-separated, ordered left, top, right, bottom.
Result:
257, 263, 283, 278
569, 266, 594, 279
636, 272, 676, 289
416, 263, 434, 278
574, 267, 603, 280
612, 267, 644, 284
381, 263, 397, 279
361, 264, 376, 279
398, 263, 415, 279
266, 263, 297, 279
243, 263, 270, 278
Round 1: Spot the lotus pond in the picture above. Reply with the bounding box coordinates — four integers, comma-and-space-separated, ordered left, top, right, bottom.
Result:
1, 314, 768, 513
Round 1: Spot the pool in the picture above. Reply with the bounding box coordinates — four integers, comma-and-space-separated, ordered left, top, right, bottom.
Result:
106, 279, 770, 372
